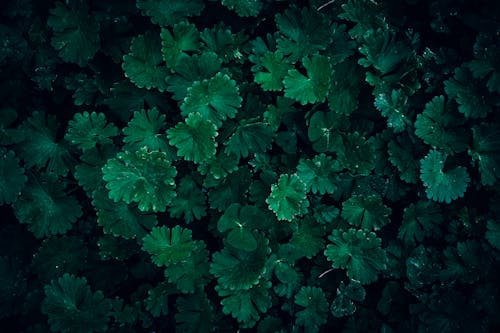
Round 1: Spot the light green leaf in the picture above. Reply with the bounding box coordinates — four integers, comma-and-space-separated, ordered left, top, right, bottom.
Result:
167, 112, 218, 164
284, 54, 332, 105
181, 73, 242, 128
420, 150, 470, 203
47, 1, 100, 66
266, 174, 309, 221
142, 225, 197, 266
325, 228, 387, 284
102, 148, 177, 212
253, 51, 292, 91
122, 31, 169, 92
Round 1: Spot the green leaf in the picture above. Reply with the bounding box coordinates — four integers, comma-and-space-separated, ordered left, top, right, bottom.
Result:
283, 54, 332, 105
166, 52, 222, 101
328, 59, 362, 116
123, 107, 171, 153
444, 66, 492, 119
414, 95, 469, 153
387, 134, 422, 184
337, 132, 376, 176
275, 6, 332, 62
224, 121, 274, 158
253, 51, 292, 91
216, 281, 272, 328
92, 188, 158, 240
175, 291, 214, 333
307, 111, 347, 153
420, 150, 470, 203
142, 225, 197, 266
330, 280, 365, 318
210, 233, 269, 290
74, 145, 117, 196
341, 194, 392, 231
47, 1, 100, 66
102, 148, 177, 212
266, 174, 310, 221
122, 31, 169, 92
13, 111, 72, 176
296, 154, 341, 195
398, 201, 442, 247
468, 33, 500, 94
200, 25, 248, 63
289, 217, 325, 259
65, 112, 118, 151
167, 112, 218, 164
217, 203, 266, 251
42, 274, 111, 333
32, 236, 88, 282
486, 220, 500, 250
165, 241, 211, 293
64, 73, 99, 106
198, 151, 239, 180
221, 0, 263, 17
325, 228, 387, 284
339, 0, 389, 39
469, 124, 500, 186
145, 282, 173, 317
137, 0, 204, 26
169, 176, 207, 223
13, 173, 82, 238
374, 89, 411, 133
294, 286, 328, 333
161, 22, 200, 68
358, 28, 413, 75
207, 166, 252, 211
0, 149, 26, 205
181, 73, 242, 128
273, 259, 302, 298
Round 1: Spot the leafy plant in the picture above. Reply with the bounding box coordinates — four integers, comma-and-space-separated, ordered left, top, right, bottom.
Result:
2, 0, 500, 331
420, 149, 470, 203
42, 274, 112, 333
325, 228, 387, 284
266, 174, 309, 221
102, 148, 177, 212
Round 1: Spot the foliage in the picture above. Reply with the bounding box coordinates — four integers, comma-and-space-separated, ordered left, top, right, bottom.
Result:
142, 226, 197, 266
122, 107, 171, 153
65, 112, 118, 151
13, 173, 82, 238
41, 274, 112, 333
325, 228, 387, 284
122, 31, 169, 92
266, 174, 309, 221
2, 0, 500, 332
102, 148, 177, 212
167, 112, 218, 164
294, 286, 328, 333
0, 149, 26, 204
283, 54, 332, 105
420, 149, 470, 203
180, 73, 242, 128
341, 194, 392, 231
47, 1, 100, 66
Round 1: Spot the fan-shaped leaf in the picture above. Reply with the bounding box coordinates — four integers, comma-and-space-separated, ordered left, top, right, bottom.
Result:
266, 174, 309, 221
420, 150, 470, 203
284, 54, 332, 105
167, 112, 218, 164
65, 112, 118, 151
102, 148, 177, 212
42, 274, 111, 333
122, 32, 169, 91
